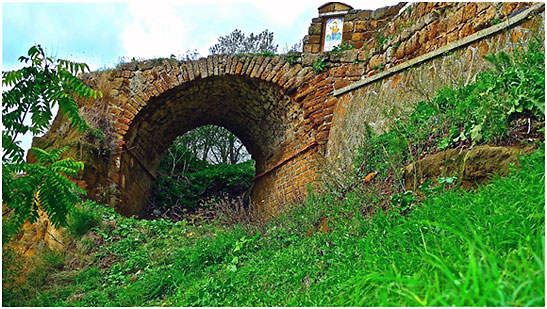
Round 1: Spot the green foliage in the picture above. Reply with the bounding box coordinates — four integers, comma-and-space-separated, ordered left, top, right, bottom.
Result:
483, 41, 545, 117
2, 44, 100, 237
376, 34, 388, 48
390, 190, 417, 212
330, 42, 354, 54
257, 51, 275, 57
313, 58, 329, 73
355, 41, 545, 181
152, 159, 255, 210
151, 129, 255, 210
2, 44, 101, 165
372, 63, 385, 71
3, 147, 85, 238
490, 17, 502, 25
67, 204, 101, 236
285, 53, 301, 65
209, 29, 278, 55
355, 126, 408, 179
173, 125, 250, 165
3, 146, 544, 306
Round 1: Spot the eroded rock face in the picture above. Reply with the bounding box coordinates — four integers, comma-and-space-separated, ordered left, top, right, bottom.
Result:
403, 145, 535, 190
4, 209, 67, 257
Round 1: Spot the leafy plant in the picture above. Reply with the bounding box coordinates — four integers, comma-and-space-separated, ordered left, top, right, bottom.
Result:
286, 54, 301, 65
257, 51, 275, 57
490, 17, 502, 26
2, 44, 101, 165
67, 205, 101, 236
330, 42, 354, 54
390, 190, 417, 212
376, 34, 388, 49
313, 58, 329, 73
2, 44, 100, 235
3, 147, 85, 230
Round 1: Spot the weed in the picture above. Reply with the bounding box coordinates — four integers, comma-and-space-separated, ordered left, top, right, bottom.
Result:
330, 42, 354, 54
376, 34, 388, 49
490, 17, 502, 26
313, 58, 329, 73
285, 54, 301, 65
67, 205, 101, 236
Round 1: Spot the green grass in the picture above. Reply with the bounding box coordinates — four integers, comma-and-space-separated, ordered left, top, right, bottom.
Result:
2, 146, 544, 306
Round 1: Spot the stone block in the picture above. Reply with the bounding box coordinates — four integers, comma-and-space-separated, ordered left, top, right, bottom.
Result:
343, 21, 353, 33
427, 20, 439, 40
342, 32, 353, 41
447, 7, 464, 32
355, 20, 367, 32
459, 22, 475, 39
511, 28, 523, 43
309, 24, 322, 35
463, 2, 478, 21
357, 9, 372, 20
345, 13, 357, 21
340, 50, 359, 63
311, 45, 320, 53
334, 78, 351, 89
446, 30, 458, 44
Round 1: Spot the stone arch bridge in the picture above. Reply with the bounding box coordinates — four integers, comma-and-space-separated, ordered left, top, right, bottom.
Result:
33, 2, 543, 217
71, 54, 360, 216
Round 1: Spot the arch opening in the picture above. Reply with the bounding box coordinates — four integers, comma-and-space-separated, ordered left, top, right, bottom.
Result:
117, 74, 311, 217
147, 124, 256, 221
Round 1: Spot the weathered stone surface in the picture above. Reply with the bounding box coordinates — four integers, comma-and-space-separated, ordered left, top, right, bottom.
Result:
403, 145, 535, 190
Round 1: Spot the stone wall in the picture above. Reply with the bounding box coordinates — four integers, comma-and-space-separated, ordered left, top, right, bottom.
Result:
326, 4, 545, 169
304, 2, 534, 75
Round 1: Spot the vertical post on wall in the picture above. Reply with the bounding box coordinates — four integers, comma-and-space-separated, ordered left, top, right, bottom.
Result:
303, 2, 353, 53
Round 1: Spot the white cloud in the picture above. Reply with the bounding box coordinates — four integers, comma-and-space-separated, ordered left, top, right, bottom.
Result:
120, 2, 189, 59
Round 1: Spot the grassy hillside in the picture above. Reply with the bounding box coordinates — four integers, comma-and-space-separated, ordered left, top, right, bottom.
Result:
2, 146, 544, 306
2, 40, 544, 307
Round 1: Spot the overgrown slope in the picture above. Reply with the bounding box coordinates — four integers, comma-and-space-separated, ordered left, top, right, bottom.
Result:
2, 39, 545, 307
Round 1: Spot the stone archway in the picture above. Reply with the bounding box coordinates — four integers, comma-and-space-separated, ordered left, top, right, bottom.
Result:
32, 53, 350, 217
105, 55, 331, 216
118, 73, 312, 216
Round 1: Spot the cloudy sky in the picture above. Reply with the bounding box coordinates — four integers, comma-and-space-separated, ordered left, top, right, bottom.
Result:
2, 0, 400, 70
2, 0, 399, 151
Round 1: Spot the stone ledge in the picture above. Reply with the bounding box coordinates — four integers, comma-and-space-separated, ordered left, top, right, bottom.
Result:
334, 2, 545, 96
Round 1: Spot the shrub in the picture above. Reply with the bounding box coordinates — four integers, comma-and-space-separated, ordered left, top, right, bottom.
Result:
152, 160, 255, 210
67, 204, 101, 236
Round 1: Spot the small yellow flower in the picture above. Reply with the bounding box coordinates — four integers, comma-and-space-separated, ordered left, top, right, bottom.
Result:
162, 302, 167, 307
